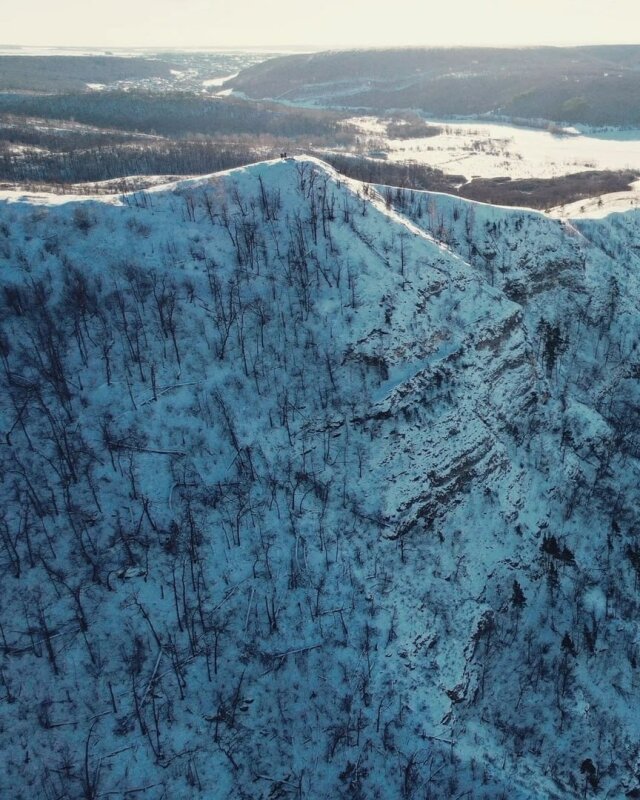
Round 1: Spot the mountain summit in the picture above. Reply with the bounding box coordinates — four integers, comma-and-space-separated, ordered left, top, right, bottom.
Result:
1, 157, 640, 798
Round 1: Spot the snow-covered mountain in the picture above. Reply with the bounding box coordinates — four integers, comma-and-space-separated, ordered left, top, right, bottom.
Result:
1, 156, 640, 799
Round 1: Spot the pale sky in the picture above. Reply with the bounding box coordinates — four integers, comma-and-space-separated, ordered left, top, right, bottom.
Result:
3, 0, 640, 49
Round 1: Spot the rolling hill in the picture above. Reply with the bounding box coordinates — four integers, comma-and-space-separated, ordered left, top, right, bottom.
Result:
228, 46, 640, 126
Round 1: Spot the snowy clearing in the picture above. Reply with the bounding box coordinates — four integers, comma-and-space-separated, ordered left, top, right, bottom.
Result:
346, 115, 640, 180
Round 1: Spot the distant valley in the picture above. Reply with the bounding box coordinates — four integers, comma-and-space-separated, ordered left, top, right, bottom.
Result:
2, 47, 640, 213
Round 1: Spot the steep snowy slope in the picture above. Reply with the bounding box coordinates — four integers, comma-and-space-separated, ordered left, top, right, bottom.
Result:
1, 157, 640, 799
386, 184, 640, 796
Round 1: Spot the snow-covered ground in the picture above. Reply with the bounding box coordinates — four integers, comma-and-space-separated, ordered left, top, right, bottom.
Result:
548, 178, 640, 218
203, 72, 239, 88
4, 156, 640, 799
346, 115, 640, 180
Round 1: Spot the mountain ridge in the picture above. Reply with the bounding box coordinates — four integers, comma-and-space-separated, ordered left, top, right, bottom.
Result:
1, 156, 640, 798
227, 46, 640, 126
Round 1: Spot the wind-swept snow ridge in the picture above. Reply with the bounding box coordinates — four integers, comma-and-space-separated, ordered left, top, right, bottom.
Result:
2, 157, 640, 799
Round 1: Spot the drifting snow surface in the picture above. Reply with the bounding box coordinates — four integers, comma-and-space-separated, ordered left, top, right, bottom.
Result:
347, 115, 640, 180
3, 156, 640, 799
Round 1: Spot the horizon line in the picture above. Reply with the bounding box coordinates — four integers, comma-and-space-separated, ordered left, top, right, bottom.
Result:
2, 41, 640, 52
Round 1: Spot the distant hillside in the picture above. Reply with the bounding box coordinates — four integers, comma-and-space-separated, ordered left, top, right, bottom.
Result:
228, 45, 640, 126
0, 90, 344, 138
0, 55, 178, 92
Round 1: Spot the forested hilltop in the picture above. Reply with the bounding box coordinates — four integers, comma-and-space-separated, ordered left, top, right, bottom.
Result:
0, 50, 275, 93
0, 92, 353, 187
228, 45, 640, 126
0, 56, 178, 92
3, 157, 640, 798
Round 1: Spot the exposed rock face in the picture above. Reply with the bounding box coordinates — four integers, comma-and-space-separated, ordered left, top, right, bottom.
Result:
2, 158, 640, 799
